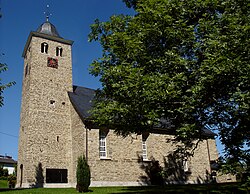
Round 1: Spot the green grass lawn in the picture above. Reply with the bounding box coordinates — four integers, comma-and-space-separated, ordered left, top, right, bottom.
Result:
0, 180, 8, 188
0, 183, 249, 194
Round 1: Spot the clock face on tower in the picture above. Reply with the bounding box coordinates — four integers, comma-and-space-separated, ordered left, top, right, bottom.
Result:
47, 57, 58, 69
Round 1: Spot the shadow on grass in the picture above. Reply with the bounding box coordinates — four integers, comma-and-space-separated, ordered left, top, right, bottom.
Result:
110, 183, 249, 194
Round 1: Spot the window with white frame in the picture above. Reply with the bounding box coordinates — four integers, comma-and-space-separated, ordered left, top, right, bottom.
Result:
142, 133, 149, 160
142, 139, 147, 160
183, 158, 189, 172
99, 130, 107, 159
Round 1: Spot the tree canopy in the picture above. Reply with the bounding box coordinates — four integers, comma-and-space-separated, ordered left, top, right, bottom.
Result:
88, 0, 250, 171
0, 62, 16, 107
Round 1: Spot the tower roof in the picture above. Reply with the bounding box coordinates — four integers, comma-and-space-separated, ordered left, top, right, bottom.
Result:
37, 21, 61, 38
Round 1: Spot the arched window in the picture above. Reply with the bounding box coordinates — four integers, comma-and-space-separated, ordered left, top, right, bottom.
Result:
41, 42, 48, 54
56, 46, 63, 57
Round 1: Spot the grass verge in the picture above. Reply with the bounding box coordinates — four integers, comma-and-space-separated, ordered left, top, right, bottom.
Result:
0, 180, 8, 188
0, 183, 249, 194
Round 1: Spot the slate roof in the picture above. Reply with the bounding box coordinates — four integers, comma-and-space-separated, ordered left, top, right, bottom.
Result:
37, 21, 61, 38
68, 86, 95, 121
68, 85, 216, 137
0, 156, 17, 165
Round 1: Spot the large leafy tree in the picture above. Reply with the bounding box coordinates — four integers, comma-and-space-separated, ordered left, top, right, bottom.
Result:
0, 62, 16, 107
88, 0, 250, 172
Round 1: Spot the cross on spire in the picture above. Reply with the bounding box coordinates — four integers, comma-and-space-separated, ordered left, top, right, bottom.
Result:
44, 4, 52, 22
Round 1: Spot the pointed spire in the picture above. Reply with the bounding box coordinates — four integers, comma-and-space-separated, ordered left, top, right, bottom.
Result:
44, 4, 52, 22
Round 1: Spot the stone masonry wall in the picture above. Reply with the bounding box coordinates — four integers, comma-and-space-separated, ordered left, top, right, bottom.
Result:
17, 35, 73, 187
70, 110, 219, 186
69, 104, 86, 184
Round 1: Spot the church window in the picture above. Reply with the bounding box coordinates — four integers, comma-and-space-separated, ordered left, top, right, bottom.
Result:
142, 139, 147, 160
50, 100, 55, 104
41, 42, 48, 53
183, 157, 190, 173
142, 133, 149, 161
99, 130, 107, 159
57, 136, 59, 142
56, 46, 63, 57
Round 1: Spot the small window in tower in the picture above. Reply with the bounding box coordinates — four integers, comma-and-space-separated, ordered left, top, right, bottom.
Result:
50, 100, 55, 104
50, 100, 56, 108
41, 42, 48, 54
56, 46, 63, 57
57, 136, 59, 142
25, 64, 29, 77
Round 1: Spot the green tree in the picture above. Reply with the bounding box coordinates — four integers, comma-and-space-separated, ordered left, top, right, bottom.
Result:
76, 155, 91, 192
0, 62, 16, 107
88, 0, 250, 173
0, 165, 9, 177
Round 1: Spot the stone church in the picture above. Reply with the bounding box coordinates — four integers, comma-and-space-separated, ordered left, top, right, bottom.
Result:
17, 18, 219, 188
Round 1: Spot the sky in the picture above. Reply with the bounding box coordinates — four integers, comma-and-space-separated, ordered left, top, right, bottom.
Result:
0, 0, 224, 161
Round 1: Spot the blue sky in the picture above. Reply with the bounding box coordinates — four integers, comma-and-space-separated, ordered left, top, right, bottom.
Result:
0, 0, 135, 160
0, 0, 224, 160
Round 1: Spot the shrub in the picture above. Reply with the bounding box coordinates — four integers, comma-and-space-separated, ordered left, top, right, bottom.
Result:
0, 176, 8, 180
0, 166, 8, 177
7, 174, 16, 188
76, 155, 91, 192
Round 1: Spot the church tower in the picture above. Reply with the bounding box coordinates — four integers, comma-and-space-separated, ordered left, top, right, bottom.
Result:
17, 16, 74, 187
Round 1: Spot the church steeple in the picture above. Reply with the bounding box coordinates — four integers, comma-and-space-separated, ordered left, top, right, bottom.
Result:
36, 5, 61, 38
17, 7, 74, 187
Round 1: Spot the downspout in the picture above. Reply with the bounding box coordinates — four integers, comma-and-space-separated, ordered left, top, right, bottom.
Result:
206, 139, 212, 173
86, 127, 88, 162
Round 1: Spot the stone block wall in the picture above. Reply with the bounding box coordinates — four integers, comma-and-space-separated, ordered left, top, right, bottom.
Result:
69, 112, 219, 186
17, 35, 73, 187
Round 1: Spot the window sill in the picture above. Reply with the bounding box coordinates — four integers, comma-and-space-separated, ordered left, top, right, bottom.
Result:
142, 159, 151, 162
100, 157, 112, 160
